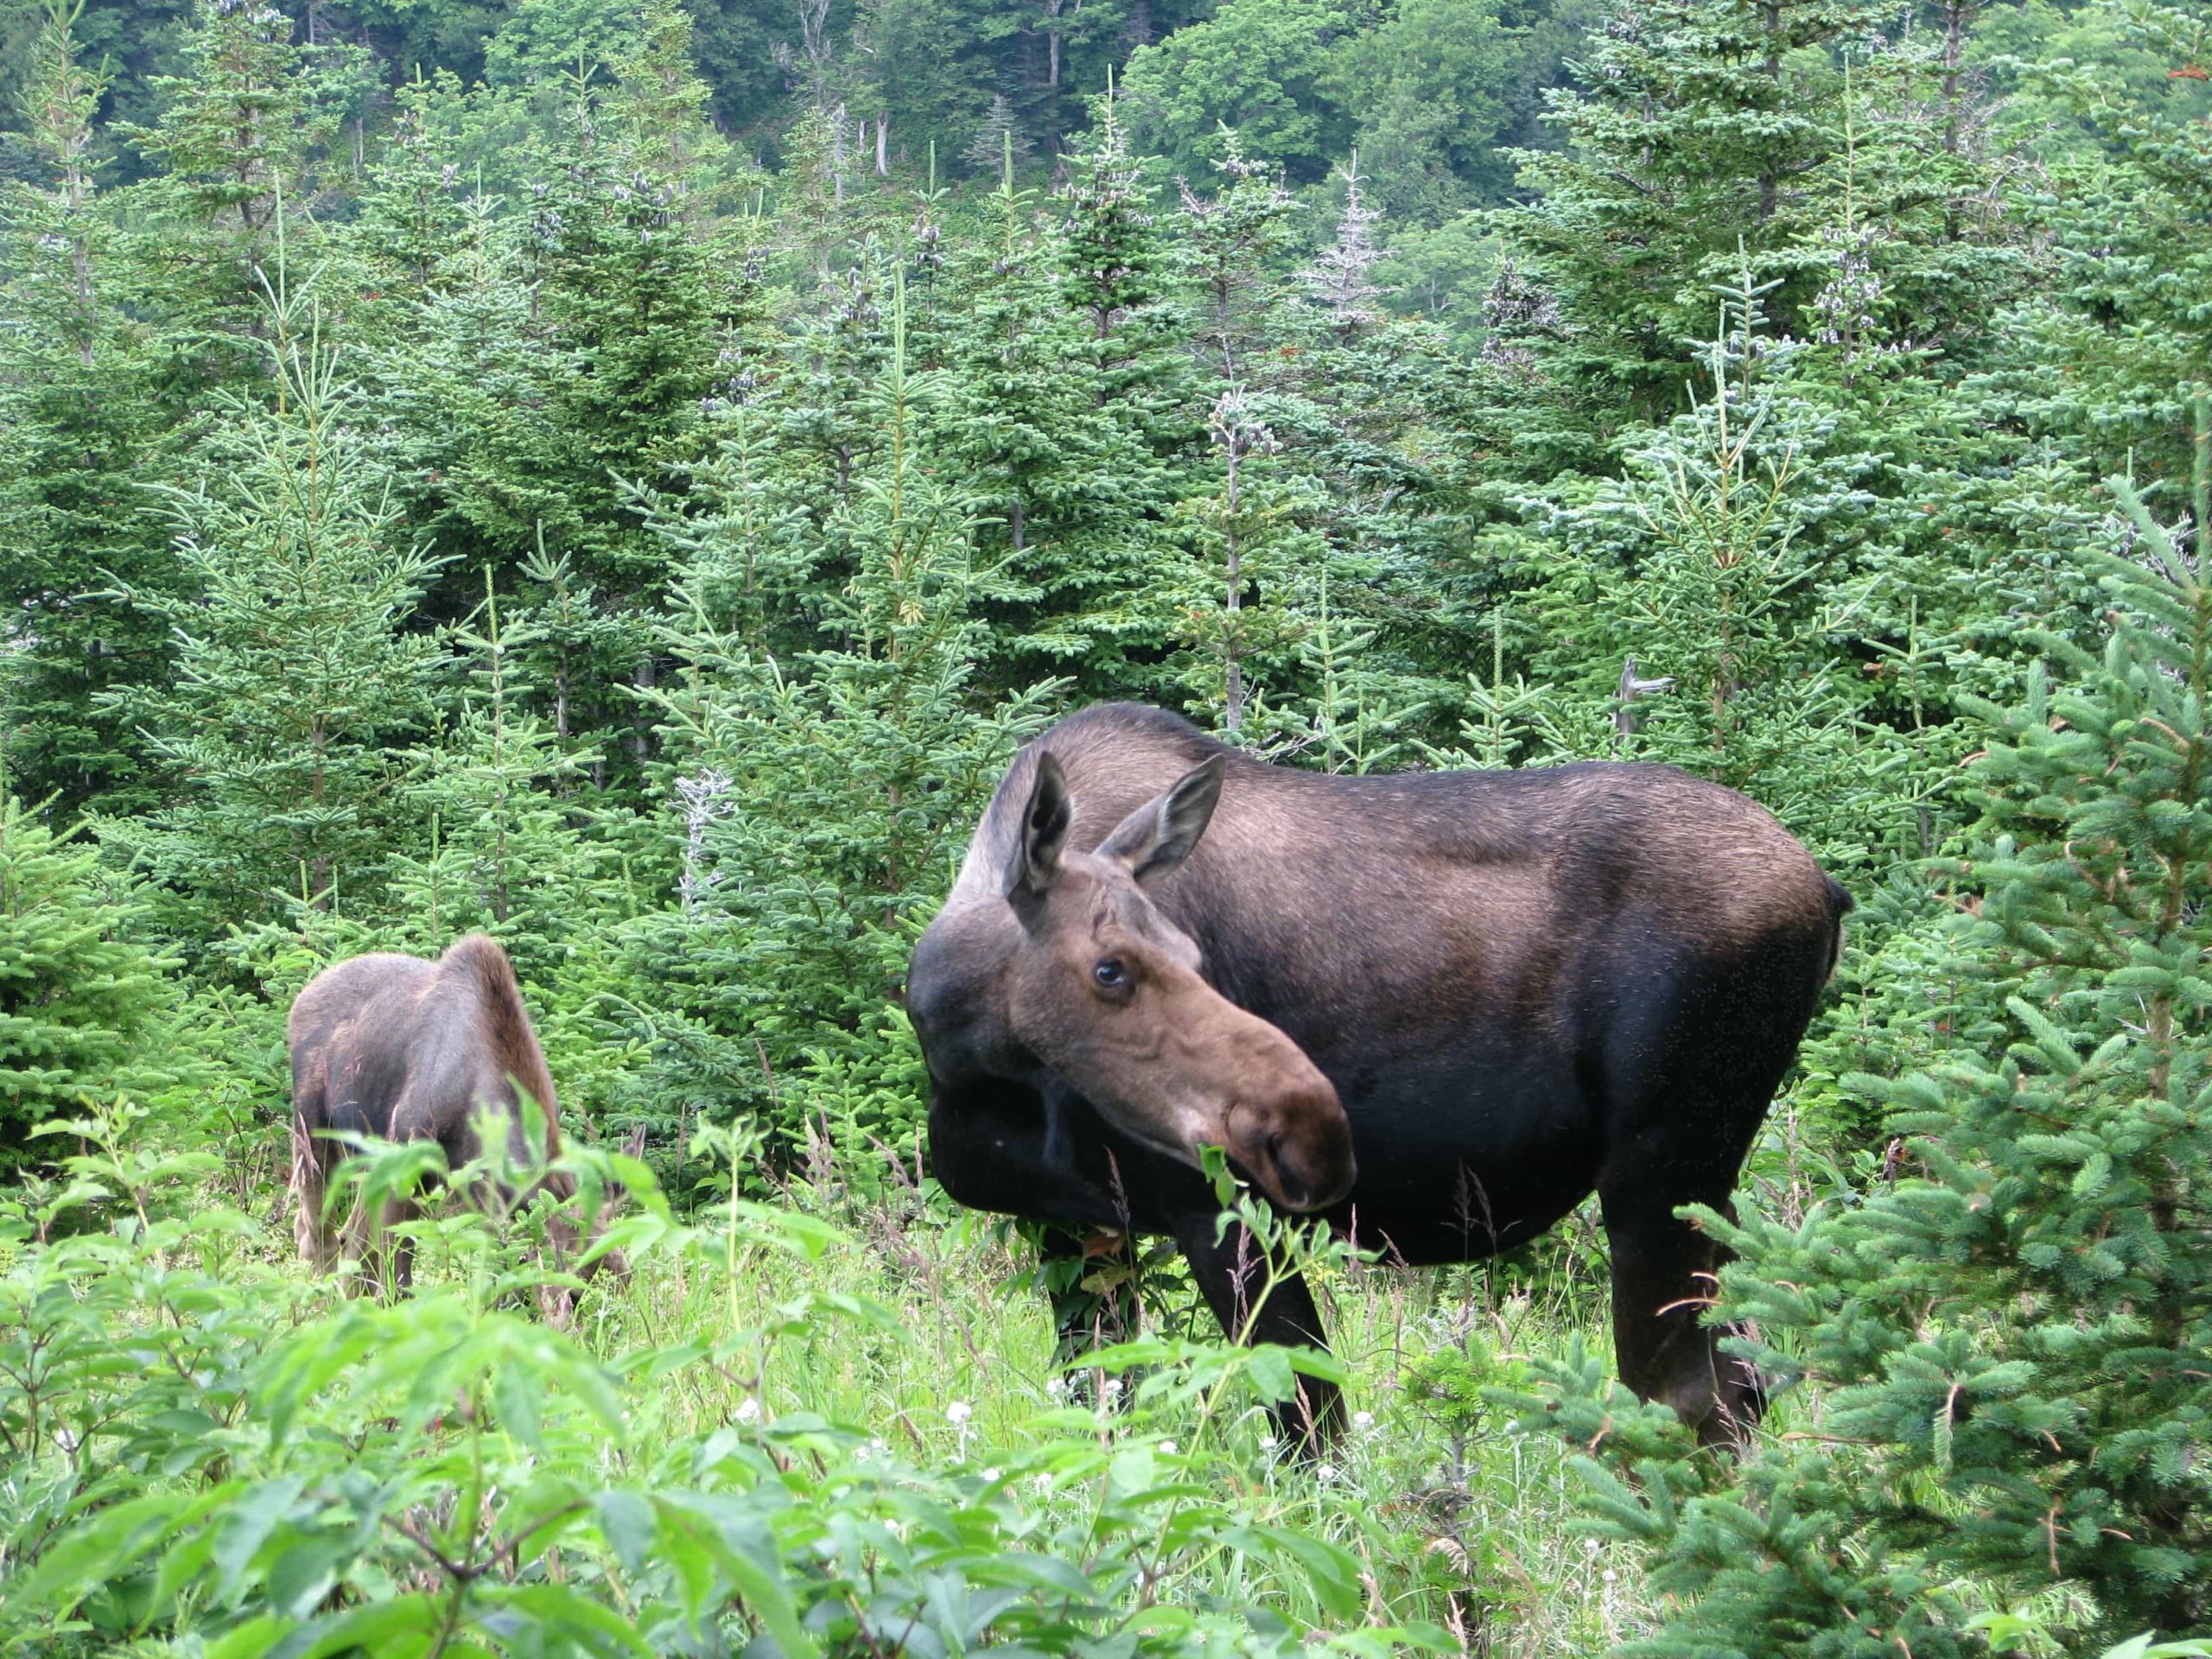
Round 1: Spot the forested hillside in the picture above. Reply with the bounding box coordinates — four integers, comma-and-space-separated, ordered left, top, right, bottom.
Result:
1, 0, 2207, 1652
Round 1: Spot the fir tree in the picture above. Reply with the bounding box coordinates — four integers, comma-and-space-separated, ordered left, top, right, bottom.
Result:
374, 25, 741, 789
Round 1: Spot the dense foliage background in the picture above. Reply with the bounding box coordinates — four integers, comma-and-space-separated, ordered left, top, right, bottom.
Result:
0, 0, 2206, 1651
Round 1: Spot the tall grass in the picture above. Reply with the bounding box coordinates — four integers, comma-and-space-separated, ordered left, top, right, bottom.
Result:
0, 1101, 1665, 1656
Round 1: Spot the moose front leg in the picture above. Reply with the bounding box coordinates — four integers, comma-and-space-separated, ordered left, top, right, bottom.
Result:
1173, 1211, 1344, 1449
929, 1081, 1182, 1394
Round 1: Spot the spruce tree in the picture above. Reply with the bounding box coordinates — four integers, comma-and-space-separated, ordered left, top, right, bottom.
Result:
1974, 0, 2212, 493
512, 64, 734, 776
1498, 0, 1880, 423
927, 139, 1088, 681
1522, 269, 1897, 861
0, 1, 173, 811
1020, 89, 1201, 697
1175, 134, 1299, 382
388, 571, 624, 985
1300, 153, 1389, 334
348, 72, 474, 305
106, 275, 444, 953
128, 0, 325, 372
631, 276, 1048, 1172
1511, 423, 2212, 1654
1166, 388, 1321, 738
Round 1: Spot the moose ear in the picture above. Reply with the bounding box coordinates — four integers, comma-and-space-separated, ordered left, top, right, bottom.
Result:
1096, 755, 1225, 884
1007, 751, 1074, 905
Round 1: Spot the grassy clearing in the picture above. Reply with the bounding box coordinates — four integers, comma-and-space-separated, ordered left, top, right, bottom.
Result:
563, 1160, 1656, 1654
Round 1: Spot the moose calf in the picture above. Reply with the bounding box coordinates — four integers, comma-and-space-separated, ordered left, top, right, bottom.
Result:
288, 934, 637, 1319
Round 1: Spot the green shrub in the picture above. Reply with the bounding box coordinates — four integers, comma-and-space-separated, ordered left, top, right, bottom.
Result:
0, 1107, 1455, 1657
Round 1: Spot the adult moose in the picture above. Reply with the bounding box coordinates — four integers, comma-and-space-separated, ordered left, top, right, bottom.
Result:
907, 704, 1850, 1446
289, 934, 635, 1317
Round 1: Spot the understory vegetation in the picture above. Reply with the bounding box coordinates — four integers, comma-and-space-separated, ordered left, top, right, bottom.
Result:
1, 0, 2208, 1650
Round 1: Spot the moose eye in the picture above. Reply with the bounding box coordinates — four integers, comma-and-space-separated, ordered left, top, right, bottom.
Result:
1092, 958, 1129, 990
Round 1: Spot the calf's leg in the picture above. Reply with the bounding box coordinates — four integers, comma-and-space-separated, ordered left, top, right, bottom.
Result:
289, 1116, 337, 1271
343, 1192, 422, 1301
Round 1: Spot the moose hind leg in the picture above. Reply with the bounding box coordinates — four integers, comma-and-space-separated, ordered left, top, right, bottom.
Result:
1597, 1181, 1761, 1449
289, 1118, 337, 1271
1173, 1213, 1344, 1449
1592, 947, 1808, 1448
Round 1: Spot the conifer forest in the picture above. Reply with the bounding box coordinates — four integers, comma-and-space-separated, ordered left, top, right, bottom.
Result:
1, 0, 2209, 1650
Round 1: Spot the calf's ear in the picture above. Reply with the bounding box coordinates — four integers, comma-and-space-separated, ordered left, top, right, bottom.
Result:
1007, 750, 1074, 905
1097, 755, 1225, 883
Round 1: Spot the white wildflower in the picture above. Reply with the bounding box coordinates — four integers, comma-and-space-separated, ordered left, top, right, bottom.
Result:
981, 1467, 1001, 1482
1351, 1410, 1375, 1433
1159, 1440, 1178, 1457
735, 1397, 762, 1426
947, 1401, 973, 1427
1317, 1463, 1340, 1483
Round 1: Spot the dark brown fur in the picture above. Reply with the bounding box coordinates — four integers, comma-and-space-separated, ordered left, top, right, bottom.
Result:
288, 935, 632, 1313
910, 703, 1853, 1446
